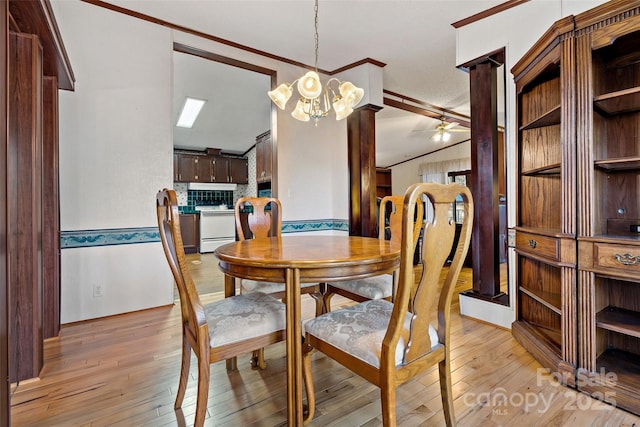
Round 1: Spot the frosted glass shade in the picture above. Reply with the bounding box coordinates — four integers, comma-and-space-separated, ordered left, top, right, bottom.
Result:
268, 84, 293, 110
297, 72, 322, 99
339, 81, 364, 107
332, 97, 353, 120
291, 99, 311, 122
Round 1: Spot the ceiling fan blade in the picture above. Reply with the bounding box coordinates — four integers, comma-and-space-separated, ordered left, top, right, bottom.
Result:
444, 121, 459, 130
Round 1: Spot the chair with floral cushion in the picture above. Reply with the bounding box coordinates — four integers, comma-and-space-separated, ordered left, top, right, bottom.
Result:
322, 195, 423, 312
302, 183, 473, 426
156, 189, 287, 427
235, 196, 325, 316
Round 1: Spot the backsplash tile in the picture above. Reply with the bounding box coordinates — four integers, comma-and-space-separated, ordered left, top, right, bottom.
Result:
187, 190, 233, 208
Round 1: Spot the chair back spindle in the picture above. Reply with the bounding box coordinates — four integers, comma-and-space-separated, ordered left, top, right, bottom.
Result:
235, 197, 283, 241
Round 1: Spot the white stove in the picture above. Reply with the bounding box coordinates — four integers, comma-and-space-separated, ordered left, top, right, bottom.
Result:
195, 206, 235, 253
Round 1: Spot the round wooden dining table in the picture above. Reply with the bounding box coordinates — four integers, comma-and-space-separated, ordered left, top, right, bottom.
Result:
215, 235, 400, 426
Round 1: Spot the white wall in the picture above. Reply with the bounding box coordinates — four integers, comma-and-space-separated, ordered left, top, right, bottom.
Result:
454, 0, 608, 328
54, 0, 175, 323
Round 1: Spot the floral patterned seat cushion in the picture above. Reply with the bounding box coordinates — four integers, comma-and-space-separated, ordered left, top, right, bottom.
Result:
304, 299, 439, 368
241, 279, 318, 294
329, 274, 393, 300
204, 292, 286, 348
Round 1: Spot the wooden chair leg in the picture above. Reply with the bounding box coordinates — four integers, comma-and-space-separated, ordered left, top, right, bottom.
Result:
438, 358, 456, 427
380, 383, 397, 427
194, 353, 211, 427
174, 334, 191, 409
322, 290, 335, 313
302, 343, 316, 425
310, 292, 325, 317
250, 348, 267, 370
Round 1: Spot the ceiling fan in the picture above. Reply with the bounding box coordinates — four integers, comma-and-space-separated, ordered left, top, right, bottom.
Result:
430, 117, 468, 142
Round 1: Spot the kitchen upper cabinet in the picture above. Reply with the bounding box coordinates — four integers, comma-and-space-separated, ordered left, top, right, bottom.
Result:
210, 156, 228, 183
175, 153, 201, 182
173, 153, 179, 181
256, 130, 272, 184
228, 157, 248, 184
174, 150, 248, 184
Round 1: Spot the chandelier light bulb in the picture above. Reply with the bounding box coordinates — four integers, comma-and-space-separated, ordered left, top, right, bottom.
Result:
297, 71, 323, 99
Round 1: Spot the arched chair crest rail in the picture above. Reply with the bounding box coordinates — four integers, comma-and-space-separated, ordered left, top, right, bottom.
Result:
302, 182, 473, 426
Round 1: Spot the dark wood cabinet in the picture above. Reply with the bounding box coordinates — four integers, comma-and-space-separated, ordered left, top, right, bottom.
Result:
209, 156, 226, 182
375, 168, 391, 198
228, 157, 248, 184
179, 214, 199, 254
173, 152, 179, 181
256, 130, 272, 184
174, 151, 248, 184
175, 153, 201, 182
513, 0, 640, 415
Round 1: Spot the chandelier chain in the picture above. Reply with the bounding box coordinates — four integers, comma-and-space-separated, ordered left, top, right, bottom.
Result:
314, 0, 319, 71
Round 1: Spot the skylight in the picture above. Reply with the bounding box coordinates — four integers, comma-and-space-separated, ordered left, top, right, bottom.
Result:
176, 97, 206, 128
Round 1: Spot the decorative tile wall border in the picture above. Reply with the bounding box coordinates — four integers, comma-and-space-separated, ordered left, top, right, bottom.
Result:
61, 227, 160, 249
61, 219, 349, 248
281, 219, 349, 234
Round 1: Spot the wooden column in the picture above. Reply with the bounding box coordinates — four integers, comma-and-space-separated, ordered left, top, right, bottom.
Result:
42, 76, 59, 339
8, 32, 43, 382
347, 104, 382, 237
465, 57, 504, 300
1, 0, 9, 424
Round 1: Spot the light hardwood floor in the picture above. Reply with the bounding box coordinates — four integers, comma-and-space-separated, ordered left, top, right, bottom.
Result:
9, 256, 640, 426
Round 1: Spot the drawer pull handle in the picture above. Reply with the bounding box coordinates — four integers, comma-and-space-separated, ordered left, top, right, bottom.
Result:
614, 253, 640, 266
528, 239, 537, 249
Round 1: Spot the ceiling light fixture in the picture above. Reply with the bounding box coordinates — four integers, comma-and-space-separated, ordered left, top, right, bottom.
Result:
431, 116, 466, 142
176, 97, 206, 128
267, 0, 364, 125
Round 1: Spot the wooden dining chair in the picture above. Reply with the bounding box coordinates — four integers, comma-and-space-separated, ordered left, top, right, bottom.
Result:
322, 195, 423, 312
234, 196, 325, 316
156, 189, 287, 427
302, 183, 473, 426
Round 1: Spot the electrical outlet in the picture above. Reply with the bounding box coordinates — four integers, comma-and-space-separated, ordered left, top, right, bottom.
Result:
93, 283, 104, 298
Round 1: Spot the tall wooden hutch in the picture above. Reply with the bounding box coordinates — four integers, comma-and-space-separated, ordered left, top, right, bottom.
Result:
513, 0, 640, 414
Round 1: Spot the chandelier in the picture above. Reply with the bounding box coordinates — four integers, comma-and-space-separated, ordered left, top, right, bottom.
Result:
267, 0, 364, 125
